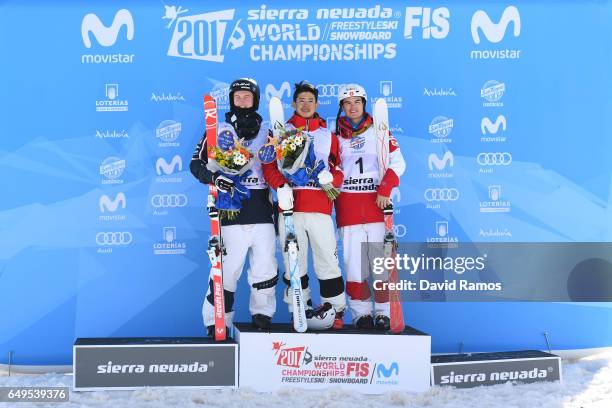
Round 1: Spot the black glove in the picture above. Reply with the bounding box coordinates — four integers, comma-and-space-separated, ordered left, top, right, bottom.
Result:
213, 173, 234, 193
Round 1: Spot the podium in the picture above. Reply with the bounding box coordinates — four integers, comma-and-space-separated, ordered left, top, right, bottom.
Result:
235, 323, 431, 393
73, 337, 238, 391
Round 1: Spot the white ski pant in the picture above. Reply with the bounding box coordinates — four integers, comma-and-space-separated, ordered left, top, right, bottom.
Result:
278, 212, 346, 313
203, 223, 277, 328
340, 222, 390, 321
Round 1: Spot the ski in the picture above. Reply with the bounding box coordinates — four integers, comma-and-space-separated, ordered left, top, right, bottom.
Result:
270, 96, 307, 333
204, 94, 226, 341
374, 97, 405, 334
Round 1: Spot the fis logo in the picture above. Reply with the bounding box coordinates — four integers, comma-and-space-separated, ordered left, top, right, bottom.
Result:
428, 151, 454, 171
481, 115, 507, 135
156, 155, 183, 175
404, 7, 450, 39
99, 192, 126, 212
166, 8, 245, 62
471, 6, 521, 44
82, 9, 134, 48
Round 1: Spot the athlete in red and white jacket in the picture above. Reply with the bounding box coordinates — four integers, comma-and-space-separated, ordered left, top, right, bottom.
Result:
334, 84, 406, 331
262, 81, 346, 329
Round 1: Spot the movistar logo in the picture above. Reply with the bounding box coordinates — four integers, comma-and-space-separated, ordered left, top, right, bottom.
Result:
377, 362, 399, 378
428, 151, 454, 171
481, 115, 507, 134
99, 192, 126, 212
471, 6, 521, 44
265, 82, 291, 102
82, 9, 134, 48
156, 155, 183, 175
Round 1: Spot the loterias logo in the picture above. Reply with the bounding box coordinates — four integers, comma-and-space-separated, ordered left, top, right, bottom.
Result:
96, 84, 128, 112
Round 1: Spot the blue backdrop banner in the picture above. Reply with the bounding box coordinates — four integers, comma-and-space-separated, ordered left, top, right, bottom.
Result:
1, 1, 611, 365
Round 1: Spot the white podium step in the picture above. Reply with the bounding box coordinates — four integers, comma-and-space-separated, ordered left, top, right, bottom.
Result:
235, 323, 431, 393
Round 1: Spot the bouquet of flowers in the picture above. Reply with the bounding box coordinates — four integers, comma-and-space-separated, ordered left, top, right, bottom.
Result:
206, 123, 254, 219
260, 125, 339, 200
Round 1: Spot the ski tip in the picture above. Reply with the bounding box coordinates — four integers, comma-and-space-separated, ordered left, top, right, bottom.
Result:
294, 324, 307, 333
214, 327, 227, 341
374, 97, 388, 109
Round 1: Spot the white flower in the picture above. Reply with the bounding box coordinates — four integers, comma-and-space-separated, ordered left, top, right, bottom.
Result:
233, 152, 246, 166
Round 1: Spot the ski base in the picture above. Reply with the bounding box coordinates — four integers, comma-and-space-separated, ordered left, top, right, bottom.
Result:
383, 204, 405, 334
283, 210, 307, 333
205, 94, 227, 341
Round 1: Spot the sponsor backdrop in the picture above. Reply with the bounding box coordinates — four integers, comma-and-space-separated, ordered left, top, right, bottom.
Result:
1, 1, 611, 365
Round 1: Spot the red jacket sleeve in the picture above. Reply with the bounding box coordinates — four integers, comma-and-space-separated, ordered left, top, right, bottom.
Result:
262, 161, 288, 190
329, 134, 344, 188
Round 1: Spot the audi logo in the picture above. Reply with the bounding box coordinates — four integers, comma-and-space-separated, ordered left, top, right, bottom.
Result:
316, 84, 347, 98
477, 152, 512, 166
424, 188, 460, 202
96, 231, 133, 246
393, 224, 407, 238
151, 194, 188, 208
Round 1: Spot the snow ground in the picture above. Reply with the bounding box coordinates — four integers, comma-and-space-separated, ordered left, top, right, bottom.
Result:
1, 351, 610, 408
